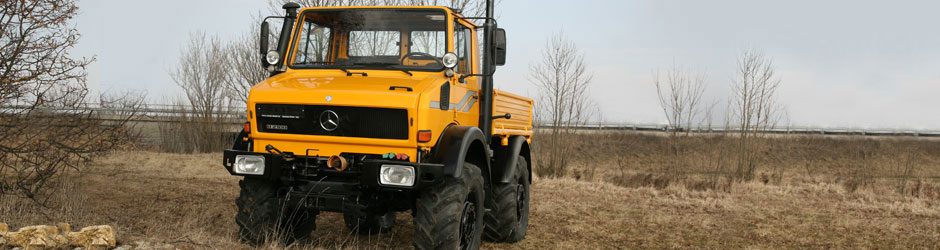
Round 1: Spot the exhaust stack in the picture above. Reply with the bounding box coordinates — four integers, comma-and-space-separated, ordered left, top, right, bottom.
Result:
273, 2, 301, 72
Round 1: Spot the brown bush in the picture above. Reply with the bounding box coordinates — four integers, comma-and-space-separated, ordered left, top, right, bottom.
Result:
533, 130, 940, 197
155, 103, 237, 153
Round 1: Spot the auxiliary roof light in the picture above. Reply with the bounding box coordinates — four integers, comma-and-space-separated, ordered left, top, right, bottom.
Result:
442, 53, 459, 69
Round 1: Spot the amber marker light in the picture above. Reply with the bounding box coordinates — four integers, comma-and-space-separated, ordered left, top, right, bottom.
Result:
418, 130, 432, 142
243, 122, 250, 132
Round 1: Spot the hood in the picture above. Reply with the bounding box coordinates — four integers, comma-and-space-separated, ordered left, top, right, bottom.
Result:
248, 70, 445, 109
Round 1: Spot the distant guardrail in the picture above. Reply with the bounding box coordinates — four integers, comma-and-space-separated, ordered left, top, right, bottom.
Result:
6, 104, 938, 137
1, 104, 247, 123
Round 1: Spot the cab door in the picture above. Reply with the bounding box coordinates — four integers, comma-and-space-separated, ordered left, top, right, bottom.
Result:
451, 20, 481, 127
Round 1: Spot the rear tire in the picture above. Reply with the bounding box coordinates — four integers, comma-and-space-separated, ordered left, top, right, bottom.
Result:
235, 178, 316, 246
414, 163, 485, 250
483, 156, 530, 242
344, 210, 396, 235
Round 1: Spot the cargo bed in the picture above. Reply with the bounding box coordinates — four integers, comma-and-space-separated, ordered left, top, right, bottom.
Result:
491, 89, 534, 143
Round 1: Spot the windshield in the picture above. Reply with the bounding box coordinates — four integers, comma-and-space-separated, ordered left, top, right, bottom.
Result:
290, 8, 449, 72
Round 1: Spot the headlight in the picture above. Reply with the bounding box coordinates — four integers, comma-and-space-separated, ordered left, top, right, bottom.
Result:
265, 50, 280, 65
234, 155, 265, 175
442, 53, 458, 69
379, 165, 415, 187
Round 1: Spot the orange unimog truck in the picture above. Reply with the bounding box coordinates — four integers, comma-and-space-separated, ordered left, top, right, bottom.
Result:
221, 1, 533, 249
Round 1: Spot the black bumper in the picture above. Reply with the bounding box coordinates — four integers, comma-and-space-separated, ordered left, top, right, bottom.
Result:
222, 149, 445, 190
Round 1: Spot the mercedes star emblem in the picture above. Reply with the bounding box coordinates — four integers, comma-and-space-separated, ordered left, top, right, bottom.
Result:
319, 110, 339, 131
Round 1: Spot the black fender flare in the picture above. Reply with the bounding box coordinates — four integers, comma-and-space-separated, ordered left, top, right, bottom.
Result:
430, 125, 492, 182
493, 135, 532, 184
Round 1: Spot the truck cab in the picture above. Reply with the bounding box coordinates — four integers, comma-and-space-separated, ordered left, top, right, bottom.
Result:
222, 3, 532, 249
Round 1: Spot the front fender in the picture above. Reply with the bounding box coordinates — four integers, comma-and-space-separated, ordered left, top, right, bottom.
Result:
430, 125, 491, 181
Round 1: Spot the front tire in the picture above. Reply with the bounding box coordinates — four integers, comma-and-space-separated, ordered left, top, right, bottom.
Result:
483, 156, 530, 242
235, 178, 316, 246
414, 163, 485, 250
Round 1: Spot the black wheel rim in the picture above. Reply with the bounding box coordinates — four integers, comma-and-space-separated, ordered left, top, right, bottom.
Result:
516, 181, 526, 222
459, 199, 477, 249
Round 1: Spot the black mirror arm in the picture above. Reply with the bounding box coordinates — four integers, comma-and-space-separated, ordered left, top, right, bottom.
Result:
459, 73, 483, 83
458, 68, 497, 83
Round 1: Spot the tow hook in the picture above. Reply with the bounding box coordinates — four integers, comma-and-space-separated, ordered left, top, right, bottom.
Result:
327, 155, 348, 171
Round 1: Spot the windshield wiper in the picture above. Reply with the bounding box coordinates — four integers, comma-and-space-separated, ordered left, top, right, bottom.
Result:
349, 62, 414, 76
339, 68, 368, 76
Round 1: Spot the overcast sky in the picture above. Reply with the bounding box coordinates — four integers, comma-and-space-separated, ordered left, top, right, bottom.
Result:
72, 0, 940, 129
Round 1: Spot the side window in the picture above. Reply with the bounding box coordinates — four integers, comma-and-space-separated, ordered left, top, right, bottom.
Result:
349, 31, 400, 56
293, 19, 332, 65
453, 23, 471, 74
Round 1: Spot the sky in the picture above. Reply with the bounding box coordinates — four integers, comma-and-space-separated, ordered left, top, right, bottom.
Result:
72, 0, 940, 129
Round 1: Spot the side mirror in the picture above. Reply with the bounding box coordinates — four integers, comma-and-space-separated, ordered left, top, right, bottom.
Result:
260, 22, 270, 66
494, 28, 507, 66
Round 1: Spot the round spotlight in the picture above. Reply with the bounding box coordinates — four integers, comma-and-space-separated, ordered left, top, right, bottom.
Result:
442, 53, 458, 69
265, 50, 280, 65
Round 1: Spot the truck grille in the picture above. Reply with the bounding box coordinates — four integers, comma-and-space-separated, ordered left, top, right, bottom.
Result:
256, 104, 409, 140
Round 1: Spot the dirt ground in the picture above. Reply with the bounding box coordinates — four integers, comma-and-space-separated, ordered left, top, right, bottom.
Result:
2, 145, 939, 249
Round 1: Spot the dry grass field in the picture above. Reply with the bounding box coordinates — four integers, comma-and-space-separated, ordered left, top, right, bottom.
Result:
2, 132, 939, 249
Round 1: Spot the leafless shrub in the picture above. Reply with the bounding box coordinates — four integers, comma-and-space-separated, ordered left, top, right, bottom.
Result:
651, 63, 707, 180
98, 91, 147, 148
529, 31, 594, 178
730, 49, 784, 181
0, 0, 137, 201
0, 109, 139, 201
155, 101, 194, 153
892, 144, 918, 195
702, 134, 730, 191
154, 103, 240, 153
843, 148, 875, 193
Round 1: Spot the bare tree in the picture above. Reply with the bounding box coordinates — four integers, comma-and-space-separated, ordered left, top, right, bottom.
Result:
0, 0, 90, 106
169, 32, 234, 153
529, 31, 594, 178
224, 18, 269, 105
730, 49, 783, 181
0, 0, 137, 200
652, 63, 707, 136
